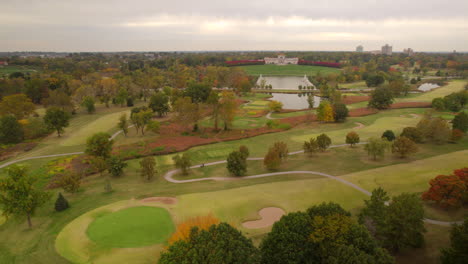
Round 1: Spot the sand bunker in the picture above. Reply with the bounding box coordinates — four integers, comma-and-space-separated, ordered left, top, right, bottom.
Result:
242, 207, 285, 229
140, 197, 178, 205
353, 122, 365, 129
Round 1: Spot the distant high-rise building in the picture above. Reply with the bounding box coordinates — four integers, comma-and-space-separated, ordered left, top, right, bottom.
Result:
403, 48, 414, 56
356, 45, 364, 52
381, 44, 392, 56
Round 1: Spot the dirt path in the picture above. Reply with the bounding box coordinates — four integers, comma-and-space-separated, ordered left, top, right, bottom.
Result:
242, 207, 285, 229
353, 122, 365, 129
163, 143, 462, 226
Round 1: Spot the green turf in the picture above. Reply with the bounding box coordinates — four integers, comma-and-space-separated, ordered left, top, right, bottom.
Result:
0, 66, 39, 77
86, 206, 174, 248
1, 106, 466, 264
396, 80, 466, 103
239, 64, 341, 76
339, 81, 368, 89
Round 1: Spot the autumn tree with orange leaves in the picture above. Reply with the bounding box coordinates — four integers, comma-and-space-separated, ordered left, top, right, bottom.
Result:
422, 168, 468, 209
168, 214, 220, 245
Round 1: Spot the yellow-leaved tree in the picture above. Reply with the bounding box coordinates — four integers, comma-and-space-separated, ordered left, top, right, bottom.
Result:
317, 101, 335, 122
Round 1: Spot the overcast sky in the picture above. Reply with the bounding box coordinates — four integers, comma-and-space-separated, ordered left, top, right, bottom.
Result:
1, 0, 467, 52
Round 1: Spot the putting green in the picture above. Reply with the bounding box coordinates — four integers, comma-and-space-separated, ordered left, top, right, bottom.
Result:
86, 206, 174, 248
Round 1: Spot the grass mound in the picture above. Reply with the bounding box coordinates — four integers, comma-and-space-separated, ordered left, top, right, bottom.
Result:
86, 206, 174, 248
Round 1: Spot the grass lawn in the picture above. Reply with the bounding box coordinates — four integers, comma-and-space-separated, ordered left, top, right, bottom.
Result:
86, 206, 174, 248
239, 64, 341, 76
0, 66, 39, 77
1, 106, 466, 264
396, 80, 466, 103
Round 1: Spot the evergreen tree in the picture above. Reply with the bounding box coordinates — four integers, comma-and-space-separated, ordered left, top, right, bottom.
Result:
0, 115, 24, 144
452, 112, 468, 133
226, 150, 247, 176
441, 218, 468, 264
54, 192, 69, 212
381, 130, 396, 141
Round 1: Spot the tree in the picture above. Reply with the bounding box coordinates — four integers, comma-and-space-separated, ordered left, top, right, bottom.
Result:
0, 115, 24, 144
452, 112, 468, 133
260, 203, 393, 264
159, 223, 259, 264
58, 170, 82, 193
359, 187, 390, 238
226, 150, 247, 176
0, 165, 50, 228
43, 90, 74, 113
117, 113, 128, 136
432, 97, 446, 111
173, 97, 199, 131
365, 74, 385, 87
333, 103, 349, 122
451, 129, 464, 142
392, 136, 418, 158
173, 153, 191, 175
272, 141, 289, 160
168, 214, 220, 245
107, 156, 127, 177
382, 193, 425, 252
364, 137, 390, 160
92, 156, 108, 177
207, 90, 221, 130
440, 219, 468, 264
184, 82, 212, 103
219, 91, 237, 130
139, 156, 156, 181
268, 100, 283, 113
43, 107, 70, 137
368, 87, 394, 110
317, 101, 335, 122
304, 137, 319, 156
417, 115, 451, 144
346, 131, 360, 147
381, 130, 396, 141
239, 145, 250, 159
0, 93, 35, 119
130, 107, 153, 135
55, 192, 69, 212
149, 92, 169, 117
85, 132, 114, 158
146, 120, 160, 134
422, 174, 466, 209
81, 96, 95, 114
264, 148, 281, 171
400, 126, 423, 143
317, 133, 332, 151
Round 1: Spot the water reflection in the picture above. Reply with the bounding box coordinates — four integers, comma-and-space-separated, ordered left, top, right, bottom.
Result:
268, 93, 321, 110
417, 83, 440, 92
257, 75, 316, 90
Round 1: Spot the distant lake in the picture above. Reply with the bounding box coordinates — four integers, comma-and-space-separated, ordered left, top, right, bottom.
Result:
257, 76, 315, 90
418, 83, 440, 92
268, 93, 321, 110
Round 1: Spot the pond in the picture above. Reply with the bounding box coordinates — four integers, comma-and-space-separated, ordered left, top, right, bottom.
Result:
257, 75, 315, 90
418, 83, 440, 92
268, 93, 321, 110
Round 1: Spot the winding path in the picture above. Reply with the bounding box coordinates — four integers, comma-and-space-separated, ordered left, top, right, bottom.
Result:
0, 126, 133, 169
164, 143, 463, 227
0, 133, 462, 226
